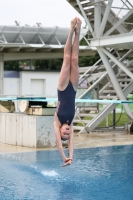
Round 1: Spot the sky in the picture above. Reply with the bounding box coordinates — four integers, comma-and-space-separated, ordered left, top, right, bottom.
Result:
0, 0, 133, 28
0, 0, 84, 28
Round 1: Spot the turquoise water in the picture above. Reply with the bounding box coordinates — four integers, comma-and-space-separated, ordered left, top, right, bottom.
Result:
0, 145, 133, 200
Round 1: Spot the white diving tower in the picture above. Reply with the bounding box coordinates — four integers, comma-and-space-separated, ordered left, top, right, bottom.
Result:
66, 0, 133, 133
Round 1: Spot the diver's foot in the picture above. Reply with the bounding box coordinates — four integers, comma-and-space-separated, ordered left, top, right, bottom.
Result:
75, 18, 82, 33
70, 17, 77, 33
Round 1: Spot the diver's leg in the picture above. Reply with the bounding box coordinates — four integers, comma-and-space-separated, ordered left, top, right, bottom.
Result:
58, 18, 77, 91
70, 18, 81, 91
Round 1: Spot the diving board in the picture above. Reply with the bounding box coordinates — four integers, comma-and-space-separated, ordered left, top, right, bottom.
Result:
0, 97, 133, 104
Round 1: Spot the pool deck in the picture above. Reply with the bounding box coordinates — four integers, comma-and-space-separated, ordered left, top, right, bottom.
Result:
1, 129, 133, 153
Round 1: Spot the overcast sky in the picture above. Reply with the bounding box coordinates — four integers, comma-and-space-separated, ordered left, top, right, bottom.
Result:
0, 0, 133, 28
0, 0, 84, 27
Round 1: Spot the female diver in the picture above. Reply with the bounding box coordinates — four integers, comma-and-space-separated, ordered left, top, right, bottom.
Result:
54, 17, 81, 167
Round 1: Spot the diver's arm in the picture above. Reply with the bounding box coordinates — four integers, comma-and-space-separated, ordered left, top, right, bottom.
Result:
54, 123, 67, 161
54, 114, 69, 162
62, 124, 73, 167
68, 124, 74, 160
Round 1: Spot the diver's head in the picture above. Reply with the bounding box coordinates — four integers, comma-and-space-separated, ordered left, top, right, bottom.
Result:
60, 123, 70, 141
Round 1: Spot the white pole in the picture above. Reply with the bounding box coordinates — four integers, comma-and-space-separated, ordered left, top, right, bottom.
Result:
0, 54, 4, 94
94, 0, 101, 37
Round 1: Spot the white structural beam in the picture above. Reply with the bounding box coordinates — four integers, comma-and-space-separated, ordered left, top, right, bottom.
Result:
90, 32, 133, 49
78, 49, 133, 99
104, 8, 133, 36
99, 0, 113, 36
101, 47, 133, 80
94, 0, 101, 37
3, 48, 95, 61
79, 56, 102, 80
45, 27, 58, 44
29, 34, 38, 44
0, 54, 4, 94
25, 48, 37, 52
55, 36, 61, 45
8, 47, 21, 52
0, 35, 7, 44
3, 52, 64, 61
13, 27, 24, 43
0, 47, 4, 51
0, 26, 88, 46
76, 0, 95, 37
100, 5, 128, 34
97, 47, 133, 119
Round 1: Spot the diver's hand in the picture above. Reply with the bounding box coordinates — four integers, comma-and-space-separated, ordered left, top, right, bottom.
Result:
62, 159, 72, 167
64, 157, 71, 162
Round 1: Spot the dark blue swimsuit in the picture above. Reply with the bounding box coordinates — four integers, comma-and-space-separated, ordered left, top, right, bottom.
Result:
56, 82, 76, 125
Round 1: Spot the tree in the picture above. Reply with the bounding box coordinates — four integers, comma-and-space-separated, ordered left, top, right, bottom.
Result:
36, 23, 42, 27
4, 61, 20, 70
15, 21, 20, 26
34, 59, 62, 71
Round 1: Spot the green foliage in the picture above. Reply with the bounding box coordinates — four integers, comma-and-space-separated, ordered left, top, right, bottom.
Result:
79, 53, 100, 67
36, 23, 41, 27
79, 33, 90, 46
4, 61, 20, 70
14, 21, 20, 26
77, 113, 131, 127
4, 54, 100, 71
98, 113, 130, 127
4, 59, 63, 71
4, 30, 100, 72
79, 38, 88, 46
34, 59, 62, 71
125, 13, 133, 22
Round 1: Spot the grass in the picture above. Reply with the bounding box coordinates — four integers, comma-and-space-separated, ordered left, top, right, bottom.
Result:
77, 95, 133, 127
77, 112, 131, 127
116, 104, 133, 112
99, 104, 133, 112
98, 112, 131, 127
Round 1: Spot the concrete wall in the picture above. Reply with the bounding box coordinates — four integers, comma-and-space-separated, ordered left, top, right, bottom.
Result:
2, 72, 58, 148
0, 113, 56, 148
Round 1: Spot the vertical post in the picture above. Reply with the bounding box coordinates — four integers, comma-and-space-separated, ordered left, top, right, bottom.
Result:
30, 59, 32, 70
113, 109, 116, 129
0, 54, 4, 94
94, 0, 101, 37
106, 115, 108, 128
96, 84, 99, 113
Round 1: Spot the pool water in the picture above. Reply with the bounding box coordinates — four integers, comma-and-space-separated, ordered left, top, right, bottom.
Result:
0, 145, 133, 200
